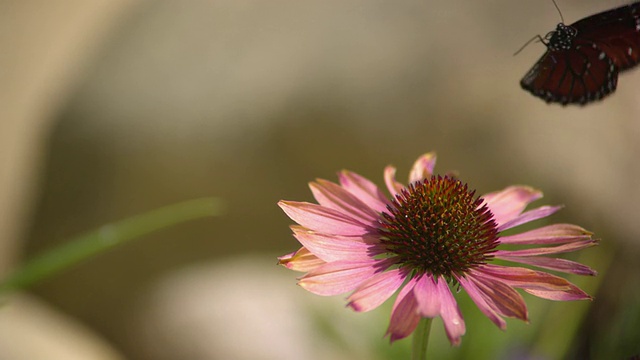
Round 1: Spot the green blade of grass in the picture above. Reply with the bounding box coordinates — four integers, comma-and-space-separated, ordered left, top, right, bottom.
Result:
0, 197, 225, 295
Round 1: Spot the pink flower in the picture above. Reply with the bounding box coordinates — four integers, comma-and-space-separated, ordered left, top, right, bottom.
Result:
278, 153, 597, 346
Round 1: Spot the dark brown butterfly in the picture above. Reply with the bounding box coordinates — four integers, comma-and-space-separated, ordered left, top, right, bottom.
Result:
520, 2, 640, 105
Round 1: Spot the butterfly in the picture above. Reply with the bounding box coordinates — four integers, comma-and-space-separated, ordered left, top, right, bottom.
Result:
520, 1, 640, 105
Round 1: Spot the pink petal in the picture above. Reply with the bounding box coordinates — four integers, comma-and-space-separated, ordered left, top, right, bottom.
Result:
470, 273, 528, 321
495, 239, 597, 257
413, 275, 441, 317
279, 201, 374, 236
457, 275, 507, 330
408, 152, 437, 183
410, 275, 466, 346
500, 224, 593, 245
496, 255, 598, 276
498, 205, 563, 231
384, 166, 404, 198
310, 179, 380, 224
524, 287, 590, 301
298, 258, 393, 296
386, 279, 421, 342
278, 246, 325, 272
434, 278, 466, 346
338, 170, 390, 213
482, 186, 543, 226
292, 227, 384, 262
475, 265, 592, 301
347, 268, 406, 312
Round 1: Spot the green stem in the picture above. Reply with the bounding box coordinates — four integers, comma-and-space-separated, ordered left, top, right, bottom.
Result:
412, 317, 433, 360
0, 197, 225, 295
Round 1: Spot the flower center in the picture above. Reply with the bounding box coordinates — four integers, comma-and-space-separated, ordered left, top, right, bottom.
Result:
378, 176, 499, 281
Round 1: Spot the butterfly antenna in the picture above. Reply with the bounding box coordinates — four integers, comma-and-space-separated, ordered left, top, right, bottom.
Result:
513, 35, 544, 56
552, 0, 565, 23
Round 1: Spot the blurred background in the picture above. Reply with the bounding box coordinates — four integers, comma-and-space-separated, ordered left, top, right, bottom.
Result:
1, 0, 639, 359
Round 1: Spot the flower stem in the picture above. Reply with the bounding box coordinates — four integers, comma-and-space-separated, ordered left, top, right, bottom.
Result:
0, 197, 225, 295
412, 317, 432, 360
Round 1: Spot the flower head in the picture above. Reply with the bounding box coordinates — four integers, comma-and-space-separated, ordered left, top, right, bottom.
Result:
278, 153, 597, 345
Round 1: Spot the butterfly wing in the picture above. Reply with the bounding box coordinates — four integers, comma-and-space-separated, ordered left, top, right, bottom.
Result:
570, 2, 640, 71
520, 40, 618, 105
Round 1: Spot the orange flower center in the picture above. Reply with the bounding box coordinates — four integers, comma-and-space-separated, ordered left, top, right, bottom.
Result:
379, 176, 499, 281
